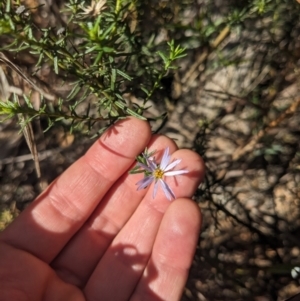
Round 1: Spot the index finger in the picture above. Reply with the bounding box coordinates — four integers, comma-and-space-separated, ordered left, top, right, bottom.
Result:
0, 117, 151, 263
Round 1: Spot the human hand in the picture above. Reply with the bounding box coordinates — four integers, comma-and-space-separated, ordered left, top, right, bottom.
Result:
0, 117, 205, 301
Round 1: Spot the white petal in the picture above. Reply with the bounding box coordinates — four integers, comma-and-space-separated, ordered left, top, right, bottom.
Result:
164, 159, 181, 172
160, 179, 175, 200
160, 147, 170, 170
153, 181, 159, 198
137, 162, 153, 173
136, 176, 154, 190
146, 157, 157, 170
164, 169, 188, 176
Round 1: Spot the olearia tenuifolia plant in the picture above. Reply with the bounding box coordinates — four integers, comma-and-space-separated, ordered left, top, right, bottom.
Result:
129, 147, 188, 201
0, 0, 186, 135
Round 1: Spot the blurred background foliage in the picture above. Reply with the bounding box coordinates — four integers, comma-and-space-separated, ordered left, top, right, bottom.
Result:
1, 0, 300, 300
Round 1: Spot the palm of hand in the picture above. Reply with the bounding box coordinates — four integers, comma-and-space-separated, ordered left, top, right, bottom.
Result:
0, 118, 204, 301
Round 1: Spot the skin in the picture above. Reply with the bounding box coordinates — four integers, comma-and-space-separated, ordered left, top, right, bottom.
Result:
0, 117, 205, 301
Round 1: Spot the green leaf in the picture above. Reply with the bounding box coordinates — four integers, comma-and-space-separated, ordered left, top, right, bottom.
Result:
23, 95, 33, 108
116, 69, 132, 81
111, 68, 116, 90
114, 101, 146, 120
140, 86, 149, 96
66, 84, 81, 100
53, 56, 59, 74
103, 47, 114, 53
157, 51, 168, 64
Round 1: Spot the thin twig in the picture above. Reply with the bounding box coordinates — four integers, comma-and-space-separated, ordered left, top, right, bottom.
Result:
232, 97, 300, 161
0, 147, 62, 165
0, 52, 55, 101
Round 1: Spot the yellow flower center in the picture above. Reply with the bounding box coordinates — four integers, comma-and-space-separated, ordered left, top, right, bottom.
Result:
153, 168, 164, 179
